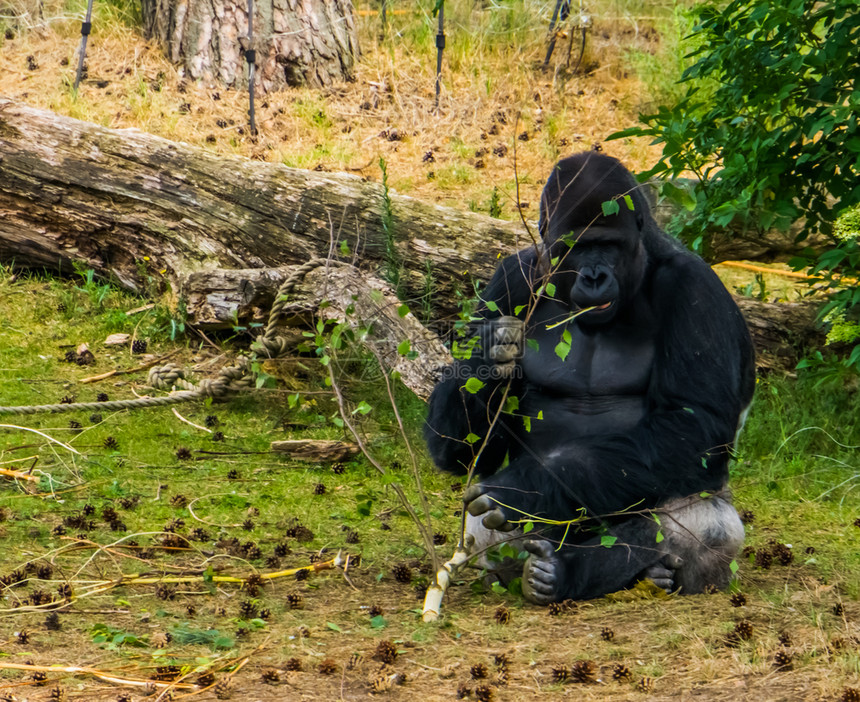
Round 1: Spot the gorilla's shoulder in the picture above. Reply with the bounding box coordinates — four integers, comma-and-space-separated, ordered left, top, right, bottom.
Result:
481, 246, 543, 314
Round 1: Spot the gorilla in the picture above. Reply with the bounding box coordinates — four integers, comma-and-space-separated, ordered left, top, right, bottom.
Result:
425, 152, 755, 603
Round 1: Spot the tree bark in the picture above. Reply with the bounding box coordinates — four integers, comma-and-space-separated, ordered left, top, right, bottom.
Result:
140, 0, 358, 91
0, 99, 826, 374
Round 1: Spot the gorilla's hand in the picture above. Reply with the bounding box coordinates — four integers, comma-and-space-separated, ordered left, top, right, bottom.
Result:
463, 485, 517, 532
485, 316, 524, 378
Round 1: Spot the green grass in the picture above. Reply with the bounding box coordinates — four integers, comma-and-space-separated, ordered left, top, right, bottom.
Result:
1, 267, 860, 698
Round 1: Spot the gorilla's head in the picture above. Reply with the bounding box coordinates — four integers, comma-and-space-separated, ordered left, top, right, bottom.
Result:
538, 152, 650, 325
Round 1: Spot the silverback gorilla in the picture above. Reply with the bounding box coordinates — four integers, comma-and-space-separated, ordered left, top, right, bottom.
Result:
425, 152, 755, 603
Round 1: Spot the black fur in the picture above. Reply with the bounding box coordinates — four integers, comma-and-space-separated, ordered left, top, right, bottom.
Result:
425, 152, 755, 601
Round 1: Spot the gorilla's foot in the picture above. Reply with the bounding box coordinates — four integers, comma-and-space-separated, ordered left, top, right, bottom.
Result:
522, 539, 565, 605
639, 553, 684, 593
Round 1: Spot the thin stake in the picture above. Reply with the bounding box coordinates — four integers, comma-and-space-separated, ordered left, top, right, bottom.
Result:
434, 1, 445, 112
73, 0, 95, 92
246, 0, 257, 135
541, 0, 568, 70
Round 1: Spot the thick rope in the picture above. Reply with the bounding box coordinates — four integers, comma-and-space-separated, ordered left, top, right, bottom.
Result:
0, 260, 327, 416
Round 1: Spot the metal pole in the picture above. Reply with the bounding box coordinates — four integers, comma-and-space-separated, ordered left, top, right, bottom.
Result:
434, 2, 445, 112
541, 0, 568, 70
73, 0, 95, 92
246, 0, 257, 135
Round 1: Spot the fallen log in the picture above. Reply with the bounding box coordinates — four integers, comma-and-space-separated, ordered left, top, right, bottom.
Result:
0, 98, 829, 317
0, 98, 827, 375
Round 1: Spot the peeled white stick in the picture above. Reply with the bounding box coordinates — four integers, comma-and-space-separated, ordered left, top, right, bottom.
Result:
421, 535, 474, 622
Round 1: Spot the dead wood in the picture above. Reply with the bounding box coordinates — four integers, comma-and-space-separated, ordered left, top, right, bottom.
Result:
269, 439, 359, 462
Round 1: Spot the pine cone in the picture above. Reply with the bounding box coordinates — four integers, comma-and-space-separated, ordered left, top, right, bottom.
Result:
571, 660, 596, 684
730, 592, 747, 607
734, 619, 754, 640
612, 663, 632, 681
238, 599, 258, 619
494, 606, 511, 624
637, 676, 655, 692
551, 665, 570, 682
213, 678, 232, 699
600, 626, 615, 641
374, 640, 398, 664
261, 669, 280, 683
773, 649, 793, 670
754, 549, 773, 569
318, 659, 338, 675
470, 662, 488, 679
132, 339, 148, 354
840, 688, 860, 702
392, 563, 412, 583
287, 593, 304, 609
475, 684, 494, 702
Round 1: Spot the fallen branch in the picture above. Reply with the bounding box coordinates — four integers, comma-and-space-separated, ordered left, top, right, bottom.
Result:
422, 538, 473, 622
0, 466, 40, 483
0, 553, 351, 613
0, 661, 195, 690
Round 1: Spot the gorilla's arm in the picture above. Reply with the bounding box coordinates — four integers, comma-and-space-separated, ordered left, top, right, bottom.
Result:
424, 249, 540, 476
479, 254, 755, 519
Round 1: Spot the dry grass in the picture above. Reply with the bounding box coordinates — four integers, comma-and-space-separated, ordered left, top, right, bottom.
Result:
0, 0, 672, 217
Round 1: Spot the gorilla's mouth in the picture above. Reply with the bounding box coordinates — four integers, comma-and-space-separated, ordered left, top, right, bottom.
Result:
593, 301, 613, 311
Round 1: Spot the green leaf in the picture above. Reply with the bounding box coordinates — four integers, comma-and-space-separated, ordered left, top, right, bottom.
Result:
465, 432, 481, 445
490, 581, 507, 595
554, 339, 571, 362
464, 377, 485, 394
397, 339, 411, 355
326, 622, 343, 632
503, 395, 519, 413
353, 400, 372, 415
485, 300, 499, 312
600, 535, 618, 548
370, 615, 387, 629
514, 304, 527, 315
526, 338, 539, 352
601, 199, 620, 216
545, 283, 557, 297
522, 416, 531, 432
729, 559, 739, 574
623, 194, 635, 211
656, 531, 664, 543
397, 304, 410, 318
523, 521, 534, 533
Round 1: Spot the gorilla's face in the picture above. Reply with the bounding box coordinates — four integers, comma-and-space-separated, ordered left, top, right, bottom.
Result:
540, 153, 648, 326
548, 227, 646, 325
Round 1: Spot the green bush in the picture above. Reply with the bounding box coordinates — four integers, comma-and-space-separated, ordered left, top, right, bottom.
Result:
610, 0, 860, 376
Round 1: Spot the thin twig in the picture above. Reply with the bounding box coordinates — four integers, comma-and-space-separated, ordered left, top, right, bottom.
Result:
171, 408, 212, 433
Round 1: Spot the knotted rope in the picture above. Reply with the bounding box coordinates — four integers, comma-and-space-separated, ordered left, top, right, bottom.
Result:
0, 259, 326, 416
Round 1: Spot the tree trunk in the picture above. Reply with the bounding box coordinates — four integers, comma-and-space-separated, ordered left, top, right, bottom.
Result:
0, 98, 826, 374
141, 0, 358, 91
